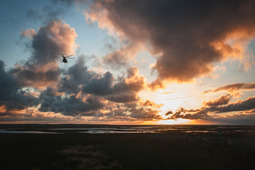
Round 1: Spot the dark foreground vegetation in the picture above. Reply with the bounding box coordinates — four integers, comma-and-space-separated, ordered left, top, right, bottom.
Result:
0, 124, 254, 170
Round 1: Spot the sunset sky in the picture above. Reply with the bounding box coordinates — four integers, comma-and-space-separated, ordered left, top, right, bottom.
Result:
1, 0, 255, 125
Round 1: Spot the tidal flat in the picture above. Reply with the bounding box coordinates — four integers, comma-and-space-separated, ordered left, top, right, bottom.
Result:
0, 124, 254, 170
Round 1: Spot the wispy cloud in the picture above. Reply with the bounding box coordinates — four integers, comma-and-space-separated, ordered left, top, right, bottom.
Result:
203, 83, 255, 94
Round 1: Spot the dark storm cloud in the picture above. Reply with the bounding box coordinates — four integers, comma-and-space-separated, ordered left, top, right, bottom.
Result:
167, 96, 255, 120
38, 86, 160, 120
39, 88, 104, 116
83, 71, 114, 95
204, 83, 255, 93
11, 67, 61, 89
83, 67, 146, 103
12, 20, 77, 89
0, 60, 36, 112
106, 93, 138, 103
37, 57, 154, 118
59, 56, 95, 93
87, 0, 255, 88
212, 96, 255, 113
59, 56, 145, 103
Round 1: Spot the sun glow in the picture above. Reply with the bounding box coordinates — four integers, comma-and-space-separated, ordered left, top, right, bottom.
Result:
140, 83, 201, 120
156, 119, 191, 125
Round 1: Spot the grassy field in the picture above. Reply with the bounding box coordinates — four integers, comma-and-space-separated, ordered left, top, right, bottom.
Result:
0, 125, 254, 170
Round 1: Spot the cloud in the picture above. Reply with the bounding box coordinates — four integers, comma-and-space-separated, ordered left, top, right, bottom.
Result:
165, 111, 173, 116
83, 71, 114, 95
212, 96, 255, 113
27, 0, 76, 22
37, 85, 161, 120
204, 94, 232, 107
20, 29, 36, 39
11, 67, 61, 89
59, 56, 95, 93
34, 57, 158, 119
86, 0, 255, 88
38, 87, 105, 116
1, 4, 163, 122
106, 94, 138, 103
128, 105, 161, 121
207, 113, 255, 125
103, 42, 142, 69
27, 20, 77, 65
0, 110, 74, 124
140, 100, 162, 108
161, 91, 175, 95
204, 83, 255, 94
167, 95, 255, 120
106, 102, 161, 121
83, 67, 146, 103
167, 107, 210, 120
0, 60, 37, 112
11, 20, 77, 89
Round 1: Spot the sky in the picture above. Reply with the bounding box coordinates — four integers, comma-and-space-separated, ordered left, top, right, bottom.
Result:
0, 0, 255, 125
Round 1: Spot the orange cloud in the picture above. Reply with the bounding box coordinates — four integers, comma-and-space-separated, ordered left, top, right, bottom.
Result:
166, 96, 255, 120
203, 83, 255, 96
86, 0, 255, 88
21, 28, 36, 39
203, 94, 232, 107
0, 105, 7, 113
140, 100, 163, 108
